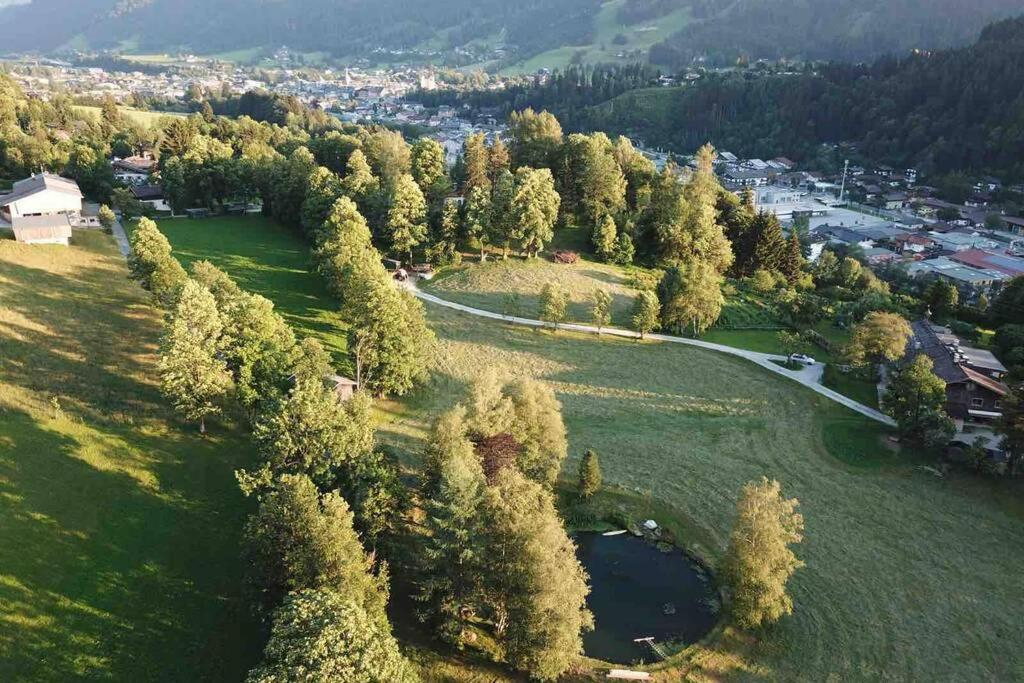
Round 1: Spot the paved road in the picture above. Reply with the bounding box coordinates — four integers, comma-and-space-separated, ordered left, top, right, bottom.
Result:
405, 281, 895, 426
110, 218, 130, 257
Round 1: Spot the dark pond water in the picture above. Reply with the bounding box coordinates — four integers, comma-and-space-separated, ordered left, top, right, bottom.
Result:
575, 532, 718, 664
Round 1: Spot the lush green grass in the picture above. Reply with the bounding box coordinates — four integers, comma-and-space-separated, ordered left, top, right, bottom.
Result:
502, 0, 692, 74
151, 215, 350, 369
823, 368, 881, 410
424, 256, 643, 328
157, 216, 1024, 680
73, 105, 185, 129
0, 230, 261, 681
374, 304, 1024, 681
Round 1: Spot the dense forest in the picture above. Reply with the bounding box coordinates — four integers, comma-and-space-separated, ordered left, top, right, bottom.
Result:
0, 0, 600, 61
648, 0, 1023, 66
419, 17, 1024, 180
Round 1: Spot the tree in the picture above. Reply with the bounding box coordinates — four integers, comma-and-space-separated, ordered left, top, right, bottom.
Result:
658, 260, 725, 335
777, 330, 807, 363
631, 290, 660, 339
782, 229, 804, 283
411, 138, 446, 197
591, 288, 613, 333
490, 168, 516, 258
592, 214, 617, 261
247, 588, 418, 683
112, 186, 144, 219
301, 166, 345, 237
463, 185, 492, 260
845, 312, 912, 366
613, 231, 635, 265
750, 211, 787, 274
462, 132, 491, 194
158, 279, 231, 433
427, 199, 461, 266
314, 197, 375, 301
925, 279, 959, 318
340, 148, 379, 202
505, 378, 568, 487
723, 477, 804, 629
487, 137, 510, 181
882, 354, 955, 450
416, 408, 489, 642
244, 474, 385, 611
385, 173, 428, 261
512, 167, 560, 257
507, 108, 563, 169
250, 372, 375, 488
97, 204, 115, 232
577, 449, 601, 499
464, 368, 515, 438
345, 265, 434, 396
997, 383, 1024, 476
362, 128, 411, 187
127, 217, 186, 303
538, 283, 568, 330
481, 468, 592, 681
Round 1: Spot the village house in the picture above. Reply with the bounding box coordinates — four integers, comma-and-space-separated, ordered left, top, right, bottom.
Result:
130, 184, 171, 212
904, 321, 1009, 454
0, 173, 82, 223
112, 155, 156, 185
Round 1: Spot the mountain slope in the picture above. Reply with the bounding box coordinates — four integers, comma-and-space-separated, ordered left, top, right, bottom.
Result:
1, 0, 1021, 65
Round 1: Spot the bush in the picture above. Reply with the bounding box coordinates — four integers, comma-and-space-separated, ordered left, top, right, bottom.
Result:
627, 269, 661, 291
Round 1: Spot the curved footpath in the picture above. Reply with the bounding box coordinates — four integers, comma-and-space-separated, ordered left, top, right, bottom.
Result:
405, 281, 896, 427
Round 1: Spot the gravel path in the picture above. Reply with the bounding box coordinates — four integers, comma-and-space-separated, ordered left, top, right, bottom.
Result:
405, 281, 895, 426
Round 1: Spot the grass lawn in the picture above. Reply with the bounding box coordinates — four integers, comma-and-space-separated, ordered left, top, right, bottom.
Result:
72, 105, 185, 129
151, 215, 350, 370
0, 230, 260, 681
374, 304, 1024, 681
424, 256, 642, 328
158, 216, 1024, 680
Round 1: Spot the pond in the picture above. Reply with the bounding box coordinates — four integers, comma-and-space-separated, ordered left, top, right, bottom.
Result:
575, 532, 719, 664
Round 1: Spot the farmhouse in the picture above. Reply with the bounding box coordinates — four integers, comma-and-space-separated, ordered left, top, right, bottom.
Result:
112, 156, 156, 185
11, 214, 72, 245
0, 173, 82, 222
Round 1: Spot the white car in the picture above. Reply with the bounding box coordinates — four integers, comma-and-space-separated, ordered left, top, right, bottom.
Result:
790, 353, 816, 366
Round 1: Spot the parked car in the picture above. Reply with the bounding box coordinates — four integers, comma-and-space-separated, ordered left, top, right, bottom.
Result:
790, 353, 816, 366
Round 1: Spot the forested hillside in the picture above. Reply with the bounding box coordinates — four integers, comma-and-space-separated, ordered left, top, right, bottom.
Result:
2, 0, 1020, 67
424, 17, 1024, 179
0, 0, 601, 59
649, 0, 1023, 65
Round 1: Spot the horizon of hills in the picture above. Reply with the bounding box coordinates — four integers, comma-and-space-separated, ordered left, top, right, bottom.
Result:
0, 0, 1022, 69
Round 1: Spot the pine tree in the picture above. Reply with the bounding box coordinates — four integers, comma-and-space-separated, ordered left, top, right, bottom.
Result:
487, 137, 511, 182
462, 132, 490, 194
427, 199, 461, 266
411, 138, 446, 196
631, 290, 660, 339
314, 197, 375, 301
416, 410, 488, 642
613, 231, 635, 265
158, 279, 231, 433
385, 173, 428, 262
591, 288, 613, 332
592, 213, 618, 261
724, 477, 804, 629
243, 474, 386, 612
247, 588, 418, 683
782, 229, 804, 283
481, 468, 592, 681
490, 168, 516, 258
577, 449, 601, 498
751, 211, 787, 274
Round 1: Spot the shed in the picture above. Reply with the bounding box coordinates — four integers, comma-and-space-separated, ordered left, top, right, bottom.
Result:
324, 374, 358, 402
12, 214, 72, 245
186, 207, 210, 219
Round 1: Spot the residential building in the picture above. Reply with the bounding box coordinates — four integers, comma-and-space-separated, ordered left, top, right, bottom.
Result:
112, 156, 156, 185
130, 185, 171, 212
947, 249, 1024, 278
907, 257, 1006, 294
0, 173, 82, 222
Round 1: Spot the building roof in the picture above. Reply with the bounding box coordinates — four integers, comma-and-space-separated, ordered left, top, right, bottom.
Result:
113, 156, 156, 174
0, 173, 82, 207
906, 320, 1009, 395
11, 213, 72, 242
907, 257, 1006, 284
948, 249, 1024, 277
130, 184, 164, 200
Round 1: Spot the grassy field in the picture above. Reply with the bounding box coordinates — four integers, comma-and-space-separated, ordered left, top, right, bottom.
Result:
376, 305, 1024, 681
73, 105, 185, 129
502, 0, 692, 74
0, 229, 260, 681
424, 257, 642, 328
150, 215, 350, 369
146, 216, 1024, 681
